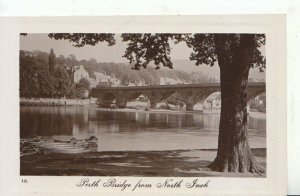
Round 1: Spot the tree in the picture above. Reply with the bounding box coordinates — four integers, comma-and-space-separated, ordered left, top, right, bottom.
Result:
77, 78, 90, 90
48, 33, 266, 174
49, 48, 56, 73
88, 58, 98, 65
53, 66, 72, 97
56, 55, 66, 66
20, 51, 57, 98
38, 69, 57, 97
72, 78, 90, 99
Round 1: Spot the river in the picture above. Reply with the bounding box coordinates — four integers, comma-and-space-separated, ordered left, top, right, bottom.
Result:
20, 106, 266, 151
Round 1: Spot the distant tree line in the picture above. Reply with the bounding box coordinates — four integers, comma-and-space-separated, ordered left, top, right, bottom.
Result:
55, 52, 216, 86
20, 49, 219, 98
78, 58, 196, 86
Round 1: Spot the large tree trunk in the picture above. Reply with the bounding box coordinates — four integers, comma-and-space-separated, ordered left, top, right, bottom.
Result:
209, 34, 265, 173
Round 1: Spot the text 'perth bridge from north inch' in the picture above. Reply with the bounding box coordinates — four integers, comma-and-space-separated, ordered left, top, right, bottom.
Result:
90, 82, 265, 111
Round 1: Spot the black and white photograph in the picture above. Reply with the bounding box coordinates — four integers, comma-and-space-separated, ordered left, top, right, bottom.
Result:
19, 33, 267, 177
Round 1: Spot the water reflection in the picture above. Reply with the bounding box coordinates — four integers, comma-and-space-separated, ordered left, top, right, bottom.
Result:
20, 106, 266, 150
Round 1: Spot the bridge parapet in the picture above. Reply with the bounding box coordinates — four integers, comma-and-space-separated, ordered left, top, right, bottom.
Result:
90, 82, 265, 110
92, 82, 265, 91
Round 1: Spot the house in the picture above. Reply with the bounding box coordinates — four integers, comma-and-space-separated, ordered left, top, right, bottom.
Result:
160, 77, 185, 85
94, 72, 121, 87
136, 80, 146, 86
109, 77, 121, 87
73, 65, 100, 89
87, 78, 97, 88
128, 82, 136, 86
74, 65, 89, 83
95, 72, 110, 83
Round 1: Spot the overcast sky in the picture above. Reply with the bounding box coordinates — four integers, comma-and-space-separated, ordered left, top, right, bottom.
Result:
20, 33, 265, 77
20, 33, 217, 73
20, 34, 193, 62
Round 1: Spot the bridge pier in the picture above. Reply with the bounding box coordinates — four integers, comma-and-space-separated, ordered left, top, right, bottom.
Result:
117, 102, 127, 108
150, 102, 157, 109
90, 83, 265, 111
186, 103, 194, 111
116, 98, 127, 108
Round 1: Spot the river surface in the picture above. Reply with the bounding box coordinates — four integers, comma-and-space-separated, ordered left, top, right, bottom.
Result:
20, 106, 266, 151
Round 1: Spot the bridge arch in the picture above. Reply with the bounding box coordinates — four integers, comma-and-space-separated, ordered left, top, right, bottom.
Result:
163, 92, 187, 110
99, 92, 117, 108
142, 90, 175, 109
102, 92, 116, 102
127, 92, 144, 102
126, 93, 150, 109
91, 83, 265, 111
193, 91, 221, 111
247, 89, 266, 101
170, 88, 221, 111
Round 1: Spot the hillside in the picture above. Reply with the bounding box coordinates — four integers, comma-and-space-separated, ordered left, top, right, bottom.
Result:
20, 50, 265, 86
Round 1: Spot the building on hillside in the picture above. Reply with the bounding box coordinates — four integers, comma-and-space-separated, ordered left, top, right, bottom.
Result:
160, 77, 185, 85
73, 65, 99, 89
160, 77, 176, 85
94, 72, 121, 87
87, 78, 97, 88
176, 78, 186, 84
136, 80, 146, 86
74, 65, 89, 83
128, 82, 136, 86
109, 76, 121, 87
95, 72, 110, 83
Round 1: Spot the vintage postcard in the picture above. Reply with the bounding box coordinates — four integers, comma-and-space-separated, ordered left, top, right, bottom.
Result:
0, 15, 286, 195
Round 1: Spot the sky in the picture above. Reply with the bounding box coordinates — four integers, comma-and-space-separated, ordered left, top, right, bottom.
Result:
19, 33, 264, 78
20, 34, 193, 62
19, 33, 221, 74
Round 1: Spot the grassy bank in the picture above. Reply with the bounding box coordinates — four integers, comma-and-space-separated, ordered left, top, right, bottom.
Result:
21, 148, 266, 177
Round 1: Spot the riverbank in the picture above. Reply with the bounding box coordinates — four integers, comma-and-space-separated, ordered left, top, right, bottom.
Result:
79, 107, 266, 117
93, 107, 205, 115
20, 99, 265, 115
20, 97, 93, 106
20, 148, 266, 177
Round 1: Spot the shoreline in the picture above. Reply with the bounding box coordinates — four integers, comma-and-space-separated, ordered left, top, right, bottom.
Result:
20, 97, 92, 107
19, 98, 266, 115
20, 104, 266, 116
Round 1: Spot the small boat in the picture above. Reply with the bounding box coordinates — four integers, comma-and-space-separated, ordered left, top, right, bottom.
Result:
20, 136, 98, 156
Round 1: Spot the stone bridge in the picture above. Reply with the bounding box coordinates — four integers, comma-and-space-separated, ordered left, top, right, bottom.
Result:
90, 82, 266, 111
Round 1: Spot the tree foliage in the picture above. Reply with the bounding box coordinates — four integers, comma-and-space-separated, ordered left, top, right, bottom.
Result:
48, 33, 115, 47
71, 78, 90, 99
20, 49, 212, 98
76, 78, 90, 90
53, 66, 72, 97
20, 50, 72, 98
121, 34, 186, 70
49, 48, 56, 72
121, 33, 265, 71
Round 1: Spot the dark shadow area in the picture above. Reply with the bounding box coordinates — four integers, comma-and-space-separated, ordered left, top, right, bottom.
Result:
21, 149, 266, 177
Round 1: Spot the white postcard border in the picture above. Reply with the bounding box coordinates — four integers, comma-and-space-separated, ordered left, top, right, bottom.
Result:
0, 15, 287, 195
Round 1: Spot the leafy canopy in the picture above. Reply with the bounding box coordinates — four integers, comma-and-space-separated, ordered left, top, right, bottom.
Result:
48, 33, 115, 47
47, 33, 265, 71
